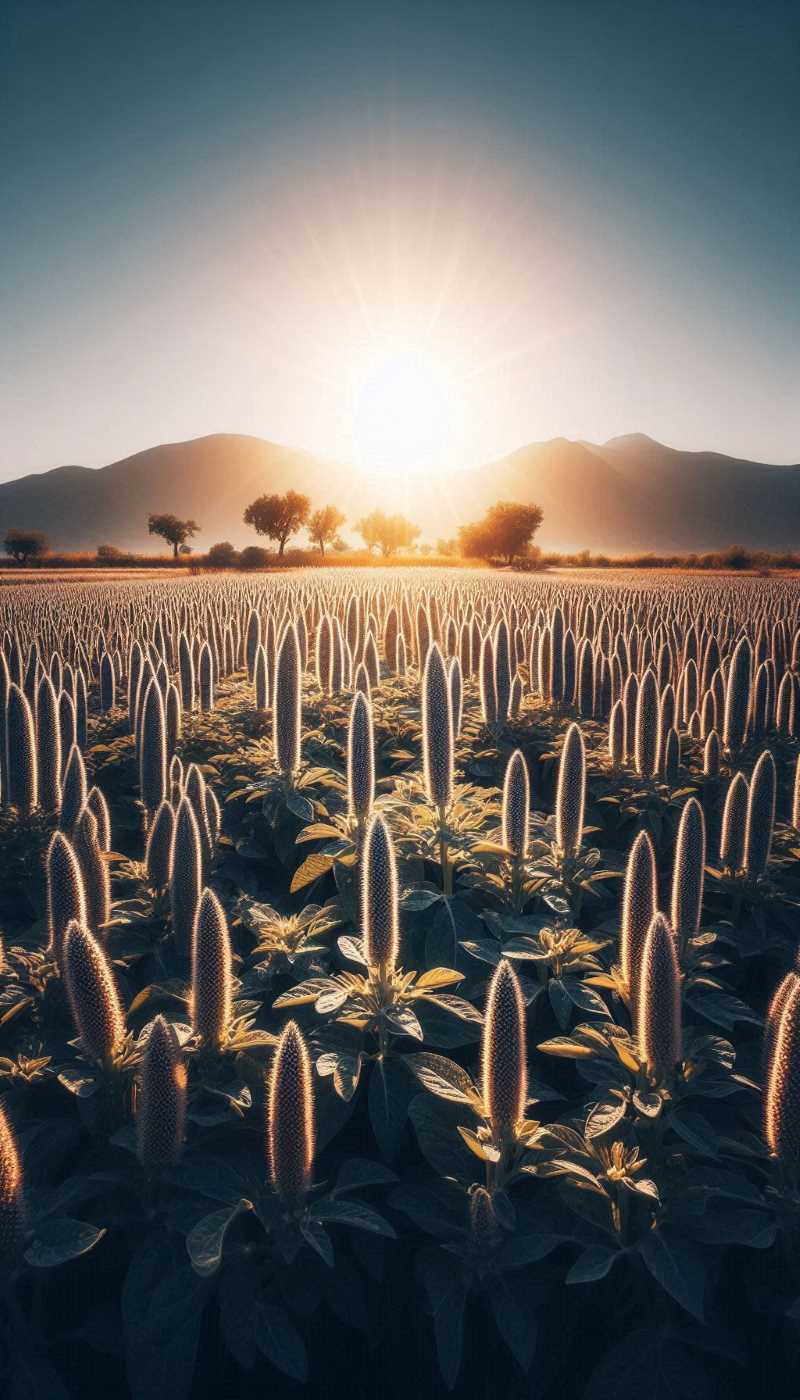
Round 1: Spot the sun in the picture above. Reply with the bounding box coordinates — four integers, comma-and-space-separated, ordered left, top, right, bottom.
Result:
351, 345, 454, 478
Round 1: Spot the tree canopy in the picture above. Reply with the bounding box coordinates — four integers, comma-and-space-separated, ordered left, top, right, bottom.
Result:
458, 501, 543, 564
4, 528, 48, 563
148, 513, 200, 557
243, 490, 311, 555
356, 510, 420, 558
308, 505, 346, 557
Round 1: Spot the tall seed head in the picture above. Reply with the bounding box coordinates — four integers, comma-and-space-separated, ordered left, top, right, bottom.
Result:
60, 743, 87, 834
136, 1015, 187, 1173
620, 829, 657, 1003
0, 1102, 24, 1259
267, 1021, 315, 1204
765, 980, 800, 1162
170, 796, 203, 957
502, 749, 530, 861
5, 683, 38, 815
745, 748, 776, 881
555, 722, 585, 858
421, 643, 454, 810
36, 672, 62, 813
146, 799, 175, 890
347, 690, 375, 824
763, 971, 798, 1093
608, 699, 624, 767
273, 623, 302, 777
703, 729, 721, 778
637, 912, 682, 1081
361, 813, 400, 974
73, 804, 111, 936
478, 632, 498, 726
481, 959, 527, 1137
139, 679, 167, 819
191, 888, 233, 1048
670, 797, 706, 946
723, 636, 752, 754
47, 830, 87, 963
793, 754, 800, 832
634, 668, 659, 778
720, 771, 749, 873
63, 919, 125, 1064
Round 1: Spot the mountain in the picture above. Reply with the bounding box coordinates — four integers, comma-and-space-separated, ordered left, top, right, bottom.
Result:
0, 431, 798, 554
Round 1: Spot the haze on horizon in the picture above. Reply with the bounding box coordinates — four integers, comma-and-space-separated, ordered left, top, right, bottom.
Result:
2, 0, 798, 484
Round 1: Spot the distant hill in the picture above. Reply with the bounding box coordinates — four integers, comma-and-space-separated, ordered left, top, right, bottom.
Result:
0, 431, 797, 554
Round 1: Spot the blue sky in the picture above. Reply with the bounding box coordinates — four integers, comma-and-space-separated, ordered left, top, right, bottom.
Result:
1, 0, 798, 478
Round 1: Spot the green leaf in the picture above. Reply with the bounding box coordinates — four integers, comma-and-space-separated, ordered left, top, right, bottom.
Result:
334, 1157, 398, 1195
404, 1052, 478, 1105
489, 1273, 540, 1370
123, 1233, 210, 1400
401, 887, 443, 911
186, 1200, 251, 1277
418, 1247, 467, 1390
548, 977, 573, 1028
670, 1110, 719, 1159
640, 1229, 705, 1321
24, 1216, 106, 1268
290, 850, 334, 892
586, 1095, 627, 1139
586, 1326, 712, 1400
382, 1005, 423, 1040
567, 1245, 619, 1283
313, 1198, 396, 1237
255, 1301, 308, 1382
408, 1094, 474, 1179
368, 1055, 412, 1158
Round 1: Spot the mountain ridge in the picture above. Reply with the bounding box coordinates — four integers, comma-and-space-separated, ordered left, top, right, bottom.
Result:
1, 431, 798, 554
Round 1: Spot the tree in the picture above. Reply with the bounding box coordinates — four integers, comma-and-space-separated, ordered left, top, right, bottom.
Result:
148, 513, 200, 558
356, 510, 420, 557
459, 501, 543, 565
243, 491, 310, 556
4, 528, 48, 564
97, 543, 122, 561
206, 541, 238, 568
308, 505, 346, 558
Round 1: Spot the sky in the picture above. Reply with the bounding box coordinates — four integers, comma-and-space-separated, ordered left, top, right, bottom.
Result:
1, 0, 798, 482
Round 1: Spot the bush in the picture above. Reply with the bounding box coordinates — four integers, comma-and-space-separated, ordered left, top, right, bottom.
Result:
206, 542, 238, 569
97, 544, 123, 561
238, 545, 270, 570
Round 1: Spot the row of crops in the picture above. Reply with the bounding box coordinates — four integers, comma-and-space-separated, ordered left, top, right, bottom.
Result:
1, 567, 800, 1398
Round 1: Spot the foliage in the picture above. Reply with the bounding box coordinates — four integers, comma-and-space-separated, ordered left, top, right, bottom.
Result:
243, 490, 311, 555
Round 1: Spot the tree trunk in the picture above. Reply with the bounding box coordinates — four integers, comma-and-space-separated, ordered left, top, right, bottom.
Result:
173, 541, 179, 558
278, 539, 285, 557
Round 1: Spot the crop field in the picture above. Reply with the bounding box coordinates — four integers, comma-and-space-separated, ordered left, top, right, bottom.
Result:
1, 567, 800, 1399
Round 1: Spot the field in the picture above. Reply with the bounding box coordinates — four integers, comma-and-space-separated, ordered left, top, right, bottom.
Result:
1, 566, 800, 1399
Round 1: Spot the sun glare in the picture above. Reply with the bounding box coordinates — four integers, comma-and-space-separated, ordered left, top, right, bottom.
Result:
351, 345, 454, 478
